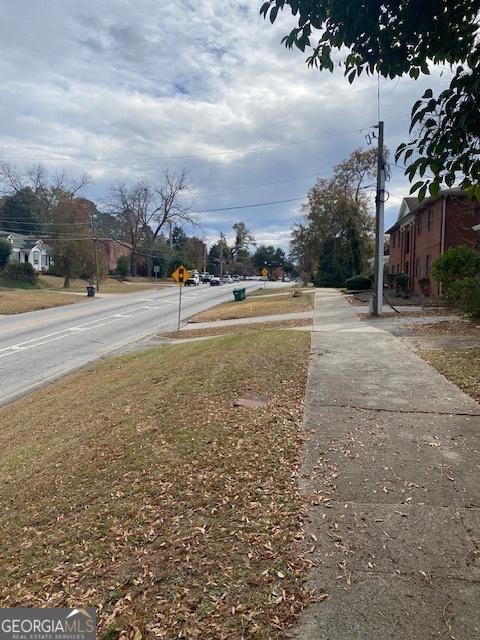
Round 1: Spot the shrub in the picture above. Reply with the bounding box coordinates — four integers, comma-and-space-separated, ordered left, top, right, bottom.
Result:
116, 255, 130, 279
0, 239, 12, 270
344, 274, 372, 290
449, 276, 480, 320
394, 272, 410, 296
432, 245, 480, 299
3, 261, 38, 284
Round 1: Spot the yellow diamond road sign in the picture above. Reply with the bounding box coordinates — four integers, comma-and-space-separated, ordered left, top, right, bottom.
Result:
171, 265, 190, 284
261, 267, 269, 277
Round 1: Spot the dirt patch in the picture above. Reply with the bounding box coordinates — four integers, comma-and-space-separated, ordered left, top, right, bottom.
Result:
0, 329, 314, 639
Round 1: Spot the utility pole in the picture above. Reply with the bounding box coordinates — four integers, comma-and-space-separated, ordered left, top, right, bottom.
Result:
219, 240, 224, 279
90, 205, 100, 292
372, 120, 385, 316
169, 221, 173, 249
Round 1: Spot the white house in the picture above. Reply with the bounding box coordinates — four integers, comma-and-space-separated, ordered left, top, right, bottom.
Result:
0, 231, 53, 272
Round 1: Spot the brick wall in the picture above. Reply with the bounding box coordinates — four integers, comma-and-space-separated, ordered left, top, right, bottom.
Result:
411, 199, 443, 295
387, 194, 479, 297
98, 239, 132, 272
445, 196, 478, 250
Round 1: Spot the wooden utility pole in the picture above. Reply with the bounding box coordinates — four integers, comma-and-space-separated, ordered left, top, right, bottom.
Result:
90, 205, 100, 292
372, 121, 385, 316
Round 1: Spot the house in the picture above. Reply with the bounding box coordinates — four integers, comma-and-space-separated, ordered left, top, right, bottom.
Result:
0, 231, 53, 272
387, 189, 479, 296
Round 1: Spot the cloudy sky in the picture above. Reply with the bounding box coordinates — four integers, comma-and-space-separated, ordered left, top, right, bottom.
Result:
0, 0, 453, 250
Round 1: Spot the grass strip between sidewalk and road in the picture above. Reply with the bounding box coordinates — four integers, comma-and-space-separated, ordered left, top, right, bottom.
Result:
0, 289, 87, 314
191, 292, 313, 323
0, 329, 314, 639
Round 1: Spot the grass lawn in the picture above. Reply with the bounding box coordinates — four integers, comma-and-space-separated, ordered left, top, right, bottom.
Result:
191, 292, 314, 322
161, 318, 313, 340
420, 347, 480, 404
40, 274, 170, 294
248, 287, 314, 298
409, 319, 480, 336
0, 289, 86, 314
0, 329, 314, 639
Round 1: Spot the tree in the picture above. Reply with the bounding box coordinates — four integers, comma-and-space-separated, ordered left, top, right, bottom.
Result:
261, 0, 480, 195
171, 225, 188, 251
252, 245, 285, 268
291, 148, 375, 283
232, 222, 255, 261
108, 171, 195, 277
49, 198, 97, 288
116, 255, 130, 279
108, 182, 153, 277
0, 188, 43, 234
0, 163, 91, 221
0, 238, 12, 269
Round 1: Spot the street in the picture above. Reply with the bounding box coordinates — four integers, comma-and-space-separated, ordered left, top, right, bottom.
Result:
0, 281, 283, 406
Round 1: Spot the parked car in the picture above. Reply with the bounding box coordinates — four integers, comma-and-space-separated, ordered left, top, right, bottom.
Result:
185, 273, 200, 286
210, 276, 221, 286
232, 275, 240, 282
222, 275, 233, 284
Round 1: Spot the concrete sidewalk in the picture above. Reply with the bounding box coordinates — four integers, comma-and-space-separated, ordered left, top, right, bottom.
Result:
296, 290, 480, 639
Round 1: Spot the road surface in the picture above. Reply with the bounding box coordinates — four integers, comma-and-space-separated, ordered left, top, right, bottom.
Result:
0, 281, 284, 406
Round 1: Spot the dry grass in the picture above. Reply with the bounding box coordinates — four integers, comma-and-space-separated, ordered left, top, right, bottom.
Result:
420, 347, 480, 403
408, 320, 480, 337
161, 318, 313, 340
0, 289, 86, 314
248, 287, 313, 298
191, 293, 313, 323
0, 329, 315, 639
40, 274, 170, 294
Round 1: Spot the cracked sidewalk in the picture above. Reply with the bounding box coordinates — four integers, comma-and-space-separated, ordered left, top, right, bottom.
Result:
295, 289, 480, 639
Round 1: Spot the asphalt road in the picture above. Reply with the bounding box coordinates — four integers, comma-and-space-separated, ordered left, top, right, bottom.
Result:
0, 281, 285, 406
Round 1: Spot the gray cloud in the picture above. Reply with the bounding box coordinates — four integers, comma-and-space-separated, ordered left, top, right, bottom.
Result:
0, 1, 453, 249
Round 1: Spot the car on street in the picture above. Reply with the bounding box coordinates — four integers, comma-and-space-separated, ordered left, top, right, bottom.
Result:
185, 273, 200, 286
201, 273, 212, 283
222, 275, 233, 284
210, 276, 221, 286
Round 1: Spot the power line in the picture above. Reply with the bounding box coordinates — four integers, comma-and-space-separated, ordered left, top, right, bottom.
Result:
193, 196, 305, 214
189, 170, 325, 197
0, 126, 370, 164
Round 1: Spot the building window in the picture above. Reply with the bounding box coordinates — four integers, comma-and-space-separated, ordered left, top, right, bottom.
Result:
41, 254, 47, 267
405, 229, 410, 254
33, 251, 40, 266
426, 255, 431, 276
397, 264, 400, 274
417, 214, 422, 235
415, 257, 420, 277
427, 208, 434, 230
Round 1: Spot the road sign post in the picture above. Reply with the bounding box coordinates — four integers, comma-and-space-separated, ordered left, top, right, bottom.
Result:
171, 265, 190, 331
261, 266, 269, 288
153, 265, 160, 288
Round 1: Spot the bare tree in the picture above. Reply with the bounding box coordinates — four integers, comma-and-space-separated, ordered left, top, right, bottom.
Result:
150, 169, 196, 241
107, 169, 197, 277
0, 162, 92, 221
107, 182, 155, 276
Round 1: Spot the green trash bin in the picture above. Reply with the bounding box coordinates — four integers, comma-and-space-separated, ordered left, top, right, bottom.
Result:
233, 288, 246, 301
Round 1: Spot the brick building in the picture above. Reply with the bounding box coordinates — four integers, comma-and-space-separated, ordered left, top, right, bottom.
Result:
387, 189, 479, 296
98, 239, 132, 272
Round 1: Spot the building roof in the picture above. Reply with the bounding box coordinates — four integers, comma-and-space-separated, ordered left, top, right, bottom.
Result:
0, 230, 51, 252
386, 188, 466, 234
